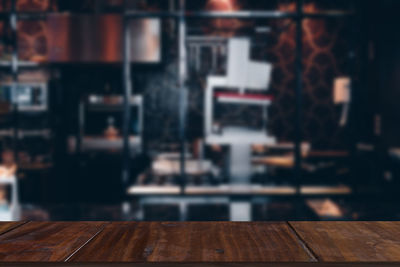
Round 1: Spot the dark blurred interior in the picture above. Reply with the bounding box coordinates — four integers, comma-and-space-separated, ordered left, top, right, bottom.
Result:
0, 0, 399, 221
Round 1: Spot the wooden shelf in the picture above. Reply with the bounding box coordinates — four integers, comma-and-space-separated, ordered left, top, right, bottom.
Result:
18, 162, 53, 171
127, 184, 352, 196
68, 136, 141, 152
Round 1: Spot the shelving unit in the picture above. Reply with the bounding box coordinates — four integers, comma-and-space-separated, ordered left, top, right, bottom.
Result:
68, 95, 143, 153
0, 1, 152, 206
0, 1, 55, 209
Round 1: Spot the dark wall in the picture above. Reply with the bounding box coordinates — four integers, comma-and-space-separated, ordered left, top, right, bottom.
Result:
374, 0, 400, 147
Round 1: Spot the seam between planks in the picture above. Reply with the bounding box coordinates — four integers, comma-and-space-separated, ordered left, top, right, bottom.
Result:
0, 221, 30, 237
64, 222, 110, 262
286, 221, 319, 263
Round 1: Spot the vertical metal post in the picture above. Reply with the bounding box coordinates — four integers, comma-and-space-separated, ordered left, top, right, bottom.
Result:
122, 15, 132, 188
77, 100, 84, 154
168, 0, 176, 36
294, 0, 303, 194
348, 1, 360, 193
10, 0, 18, 85
10, 0, 18, 160
178, 0, 187, 194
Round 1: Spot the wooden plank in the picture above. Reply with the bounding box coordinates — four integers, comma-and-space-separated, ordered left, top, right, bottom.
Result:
127, 185, 350, 196
185, 185, 296, 195
252, 156, 294, 168
3, 263, 400, 267
300, 185, 351, 195
0, 221, 26, 236
289, 221, 400, 262
127, 186, 181, 195
307, 151, 349, 157
69, 222, 314, 263
0, 221, 107, 262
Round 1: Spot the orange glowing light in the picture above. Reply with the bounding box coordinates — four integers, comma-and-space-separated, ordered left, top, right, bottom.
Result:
205, 0, 242, 35
206, 0, 237, 12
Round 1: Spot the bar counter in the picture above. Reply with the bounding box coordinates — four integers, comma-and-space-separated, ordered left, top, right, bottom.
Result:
0, 221, 399, 266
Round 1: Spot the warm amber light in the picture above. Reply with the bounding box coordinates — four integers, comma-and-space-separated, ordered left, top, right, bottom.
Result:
205, 0, 241, 35
206, 0, 236, 11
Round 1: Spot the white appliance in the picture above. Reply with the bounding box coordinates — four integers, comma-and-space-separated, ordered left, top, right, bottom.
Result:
0, 176, 20, 221
204, 38, 276, 184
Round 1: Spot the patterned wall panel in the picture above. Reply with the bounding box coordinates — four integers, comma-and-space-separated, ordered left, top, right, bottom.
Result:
0, 0, 57, 62
0, 0, 56, 11
182, 1, 353, 149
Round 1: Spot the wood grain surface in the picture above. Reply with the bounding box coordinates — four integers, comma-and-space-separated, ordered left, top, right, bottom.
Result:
0, 221, 26, 236
289, 221, 400, 262
0, 221, 397, 266
0, 221, 107, 262
69, 222, 314, 263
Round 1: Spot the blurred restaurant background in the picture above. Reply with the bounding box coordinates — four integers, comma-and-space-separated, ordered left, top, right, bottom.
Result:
0, 0, 399, 221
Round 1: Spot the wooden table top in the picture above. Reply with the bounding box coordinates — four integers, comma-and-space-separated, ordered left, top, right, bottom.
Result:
0, 221, 398, 266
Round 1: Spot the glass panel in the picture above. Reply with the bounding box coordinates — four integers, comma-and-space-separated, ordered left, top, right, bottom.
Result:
0, 0, 397, 221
